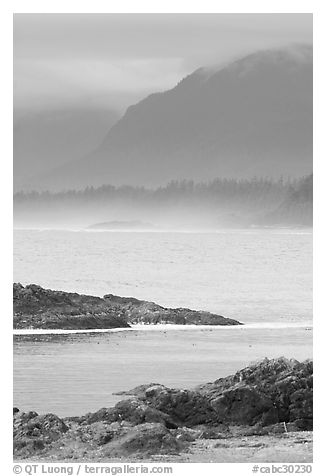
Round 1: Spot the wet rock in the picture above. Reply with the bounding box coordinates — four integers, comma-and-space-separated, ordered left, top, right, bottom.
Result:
290, 419, 313, 431
101, 423, 185, 457
173, 427, 202, 442
195, 423, 230, 439
13, 412, 69, 458
81, 399, 178, 429
198, 358, 313, 429
104, 293, 242, 326
13, 283, 130, 330
74, 421, 130, 446
145, 385, 169, 398
210, 385, 277, 426
14, 283, 241, 329
113, 383, 162, 397
143, 386, 219, 427
13, 358, 313, 460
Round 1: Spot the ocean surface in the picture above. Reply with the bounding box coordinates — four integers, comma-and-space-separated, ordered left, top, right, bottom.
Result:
13, 229, 313, 416
14, 326, 312, 417
14, 229, 312, 324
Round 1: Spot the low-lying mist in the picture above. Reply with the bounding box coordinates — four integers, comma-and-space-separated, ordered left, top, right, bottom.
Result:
14, 176, 312, 230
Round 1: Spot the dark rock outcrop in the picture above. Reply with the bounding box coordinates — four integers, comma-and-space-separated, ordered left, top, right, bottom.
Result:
99, 423, 185, 457
103, 294, 241, 326
13, 283, 241, 329
196, 357, 313, 429
113, 382, 162, 397
13, 358, 313, 460
139, 386, 219, 427
13, 411, 185, 459
113, 357, 313, 430
13, 283, 130, 330
79, 399, 178, 429
13, 411, 68, 458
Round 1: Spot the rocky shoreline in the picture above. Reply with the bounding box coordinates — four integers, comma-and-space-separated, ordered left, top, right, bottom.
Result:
13, 283, 241, 329
13, 357, 312, 461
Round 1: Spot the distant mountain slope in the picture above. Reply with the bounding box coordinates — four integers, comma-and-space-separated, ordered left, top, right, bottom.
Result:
32, 45, 313, 192
14, 107, 120, 191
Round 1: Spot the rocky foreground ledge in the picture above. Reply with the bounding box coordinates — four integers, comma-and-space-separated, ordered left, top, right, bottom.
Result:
13, 283, 241, 329
13, 358, 312, 461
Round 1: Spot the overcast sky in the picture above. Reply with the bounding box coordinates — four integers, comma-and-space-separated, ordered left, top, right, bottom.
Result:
14, 13, 312, 113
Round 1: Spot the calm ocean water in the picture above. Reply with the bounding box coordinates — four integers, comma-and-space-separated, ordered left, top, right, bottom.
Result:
13, 229, 312, 416
14, 229, 312, 324
14, 326, 312, 416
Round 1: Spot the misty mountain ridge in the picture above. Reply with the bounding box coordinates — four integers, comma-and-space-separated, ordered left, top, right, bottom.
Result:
196, 43, 312, 78
23, 44, 312, 192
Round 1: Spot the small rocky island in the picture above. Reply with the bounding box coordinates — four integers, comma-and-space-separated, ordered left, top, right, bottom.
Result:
13, 358, 313, 462
13, 283, 242, 329
87, 220, 155, 230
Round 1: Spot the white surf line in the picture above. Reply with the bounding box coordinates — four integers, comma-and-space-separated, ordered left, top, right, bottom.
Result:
13, 322, 313, 336
131, 323, 313, 330
13, 327, 133, 336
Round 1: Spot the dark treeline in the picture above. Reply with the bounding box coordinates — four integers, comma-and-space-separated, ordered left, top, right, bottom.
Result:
14, 176, 306, 206
14, 176, 312, 228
